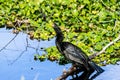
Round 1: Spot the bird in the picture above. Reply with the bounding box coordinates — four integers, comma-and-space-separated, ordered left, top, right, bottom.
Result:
53, 23, 104, 79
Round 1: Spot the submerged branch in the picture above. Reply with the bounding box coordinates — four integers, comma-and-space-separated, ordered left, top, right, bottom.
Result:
10, 37, 29, 64
0, 34, 18, 53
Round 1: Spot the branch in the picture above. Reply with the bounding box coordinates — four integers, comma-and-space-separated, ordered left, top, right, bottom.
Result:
0, 34, 18, 53
56, 65, 82, 80
100, 0, 115, 12
89, 34, 120, 59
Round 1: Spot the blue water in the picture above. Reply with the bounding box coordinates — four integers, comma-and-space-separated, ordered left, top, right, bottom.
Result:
0, 28, 120, 80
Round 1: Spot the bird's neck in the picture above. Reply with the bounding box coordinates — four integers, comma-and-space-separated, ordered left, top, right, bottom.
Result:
55, 33, 64, 53
56, 33, 64, 43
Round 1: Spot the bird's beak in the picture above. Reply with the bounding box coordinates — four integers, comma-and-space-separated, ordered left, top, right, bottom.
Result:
52, 24, 54, 28
52, 23, 57, 28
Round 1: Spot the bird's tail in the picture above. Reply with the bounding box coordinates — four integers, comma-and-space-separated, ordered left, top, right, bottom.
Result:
88, 61, 104, 73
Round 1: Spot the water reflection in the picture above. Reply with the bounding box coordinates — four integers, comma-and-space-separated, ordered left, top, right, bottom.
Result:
0, 28, 120, 80
0, 28, 70, 80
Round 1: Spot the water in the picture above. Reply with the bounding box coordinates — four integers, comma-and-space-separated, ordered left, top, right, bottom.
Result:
0, 28, 71, 80
95, 62, 120, 80
0, 28, 120, 80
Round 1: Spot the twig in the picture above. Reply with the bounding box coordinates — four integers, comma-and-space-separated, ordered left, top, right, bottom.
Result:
0, 34, 18, 53
15, 19, 30, 25
100, 0, 115, 12
89, 34, 120, 59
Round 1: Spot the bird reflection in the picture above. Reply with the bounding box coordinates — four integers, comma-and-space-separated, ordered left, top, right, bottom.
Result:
71, 71, 98, 80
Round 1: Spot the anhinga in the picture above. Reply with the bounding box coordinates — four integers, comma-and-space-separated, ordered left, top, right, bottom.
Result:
53, 23, 104, 79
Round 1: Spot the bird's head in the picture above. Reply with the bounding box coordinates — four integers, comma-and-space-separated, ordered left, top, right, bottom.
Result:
52, 23, 64, 42
52, 23, 63, 35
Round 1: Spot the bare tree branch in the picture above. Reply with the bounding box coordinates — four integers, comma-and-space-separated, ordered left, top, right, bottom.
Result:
56, 65, 82, 80
89, 34, 120, 59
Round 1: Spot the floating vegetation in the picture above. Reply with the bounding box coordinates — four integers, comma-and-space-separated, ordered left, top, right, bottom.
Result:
0, 0, 120, 65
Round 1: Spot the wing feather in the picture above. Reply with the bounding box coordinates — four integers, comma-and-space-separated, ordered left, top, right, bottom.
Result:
62, 42, 89, 66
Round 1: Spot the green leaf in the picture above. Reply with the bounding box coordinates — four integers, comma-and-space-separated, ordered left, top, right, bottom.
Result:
106, 46, 114, 53
94, 42, 102, 51
83, 0, 90, 4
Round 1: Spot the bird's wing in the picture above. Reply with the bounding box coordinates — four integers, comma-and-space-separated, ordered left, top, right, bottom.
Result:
63, 42, 89, 65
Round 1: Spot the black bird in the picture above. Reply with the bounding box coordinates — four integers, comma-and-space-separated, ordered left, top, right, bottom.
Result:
53, 23, 104, 79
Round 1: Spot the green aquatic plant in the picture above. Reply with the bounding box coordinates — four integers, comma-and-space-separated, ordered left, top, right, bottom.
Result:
0, 0, 120, 65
